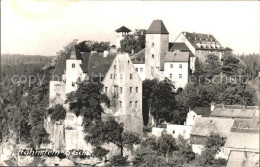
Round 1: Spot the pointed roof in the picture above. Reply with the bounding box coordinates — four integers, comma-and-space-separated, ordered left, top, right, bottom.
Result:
147, 20, 169, 34
115, 26, 131, 33
69, 46, 77, 59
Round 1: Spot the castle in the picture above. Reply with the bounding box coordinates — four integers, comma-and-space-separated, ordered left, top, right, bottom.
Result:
49, 19, 228, 134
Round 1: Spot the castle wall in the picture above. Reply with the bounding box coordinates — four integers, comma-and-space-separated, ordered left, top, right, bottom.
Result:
49, 81, 66, 107
145, 34, 169, 80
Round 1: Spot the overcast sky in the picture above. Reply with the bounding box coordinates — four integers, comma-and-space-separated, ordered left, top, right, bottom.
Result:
1, 0, 259, 56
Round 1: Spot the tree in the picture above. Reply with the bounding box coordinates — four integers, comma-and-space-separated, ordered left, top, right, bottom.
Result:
92, 146, 109, 160
76, 40, 110, 52
142, 79, 158, 126
120, 29, 146, 53
149, 79, 177, 126
109, 155, 129, 166
66, 81, 110, 122
47, 104, 66, 121
157, 133, 178, 156
197, 133, 227, 167
122, 131, 141, 149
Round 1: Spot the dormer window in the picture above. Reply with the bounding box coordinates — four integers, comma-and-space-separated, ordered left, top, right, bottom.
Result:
72, 63, 75, 68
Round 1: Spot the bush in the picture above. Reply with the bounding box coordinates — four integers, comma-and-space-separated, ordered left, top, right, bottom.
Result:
109, 155, 129, 166
48, 104, 66, 121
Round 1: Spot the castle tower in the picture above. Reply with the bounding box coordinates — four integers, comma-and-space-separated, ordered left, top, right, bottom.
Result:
115, 26, 131, 50
145, 20, 169, 80
65, 46, 84, 94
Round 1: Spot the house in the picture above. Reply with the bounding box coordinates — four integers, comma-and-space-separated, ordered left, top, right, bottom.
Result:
115, 26, 131, 49
131, 49, 146, 81
210, 104, 258, 119
175, 32, 227, 62
164, 52, 191, 90
190, 117, 234, 158
49, 47, 143, 134
185, 107, 211, 126
226, 151, 259, 167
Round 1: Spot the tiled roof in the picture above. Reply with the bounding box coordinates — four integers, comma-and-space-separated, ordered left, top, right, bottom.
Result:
227, 151, 259, 167
210, 105, 258, 119
51, 50, 116, 81
131, 49, 145, 64
193, 107, 211, 117
87, 52, 117, 78
147, 20, 169, 34
232, 117, 260, 131
190, 117, 234, 138
169, 42, 190, 52
224, 132, 259, 150
164, 52, 190, 62
115, 26, 131, 33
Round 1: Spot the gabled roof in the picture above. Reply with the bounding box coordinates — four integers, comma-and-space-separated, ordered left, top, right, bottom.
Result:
227, 151, 259, 167
164, 52, 190, 62
131, 49, 145, 64
224, 132, 259, 150
169, 42, 190, 52
147, 20, 169, 34
210, 105, 258, 119
115, 26, 131, 33
190, 117, 234, 138
51, 50, 117, 81
193, 107, 211, 117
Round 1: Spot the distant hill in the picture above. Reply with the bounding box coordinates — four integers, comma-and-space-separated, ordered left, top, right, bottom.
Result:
1, 54, 54, 65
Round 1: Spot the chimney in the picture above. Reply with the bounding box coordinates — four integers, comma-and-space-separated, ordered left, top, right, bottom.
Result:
210, 102, 215, 112
183, 32, 186, 36
131, 49, 134, 54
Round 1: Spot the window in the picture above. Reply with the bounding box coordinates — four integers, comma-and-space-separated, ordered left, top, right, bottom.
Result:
170, 74, 172, 79
140, 68, 143, 72
72, 82, 75, 87
135, 101, 138, 108
114, 74, 116, 79
119, 101, 122, 108
179, 64, 182, 68
136, 87, 138, 93
152, 43, 154, 47
114, 65, 116, 69
130, 74, 133, 79
105, 87, 108, 93
130, 87, 133, 93
72, 63, 75, 68
170, 64, 173, 69
135, 68, 138, 72
172, 130, 175, 134
179, 74, 182, 79
120, 74, 123, 80
110, 74, 113, 79
152, 54, 154, 58
129, 101, 133, 108
120, 87, 122, 94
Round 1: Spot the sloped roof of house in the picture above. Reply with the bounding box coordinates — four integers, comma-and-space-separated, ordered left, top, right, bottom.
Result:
224, 132, 259, 150
164, 52, 190, 62
210, 105, 258, 119
147, 20, 169, 34
115, 26, 131, 33
227, 151, 259, 167
193, 107, 211, 117
131, 49, 145, 64
232, 117, 260, 131
190, 117, 234, 138
51, 48, 116, 80
169, 42, 190, 52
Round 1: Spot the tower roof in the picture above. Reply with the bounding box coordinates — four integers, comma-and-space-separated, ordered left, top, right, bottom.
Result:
115, 26, 131, 33
69, 46, 77, 59
147, 20, 169, 34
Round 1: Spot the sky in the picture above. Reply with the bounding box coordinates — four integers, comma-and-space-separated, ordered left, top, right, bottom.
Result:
1, 0, 260, 56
